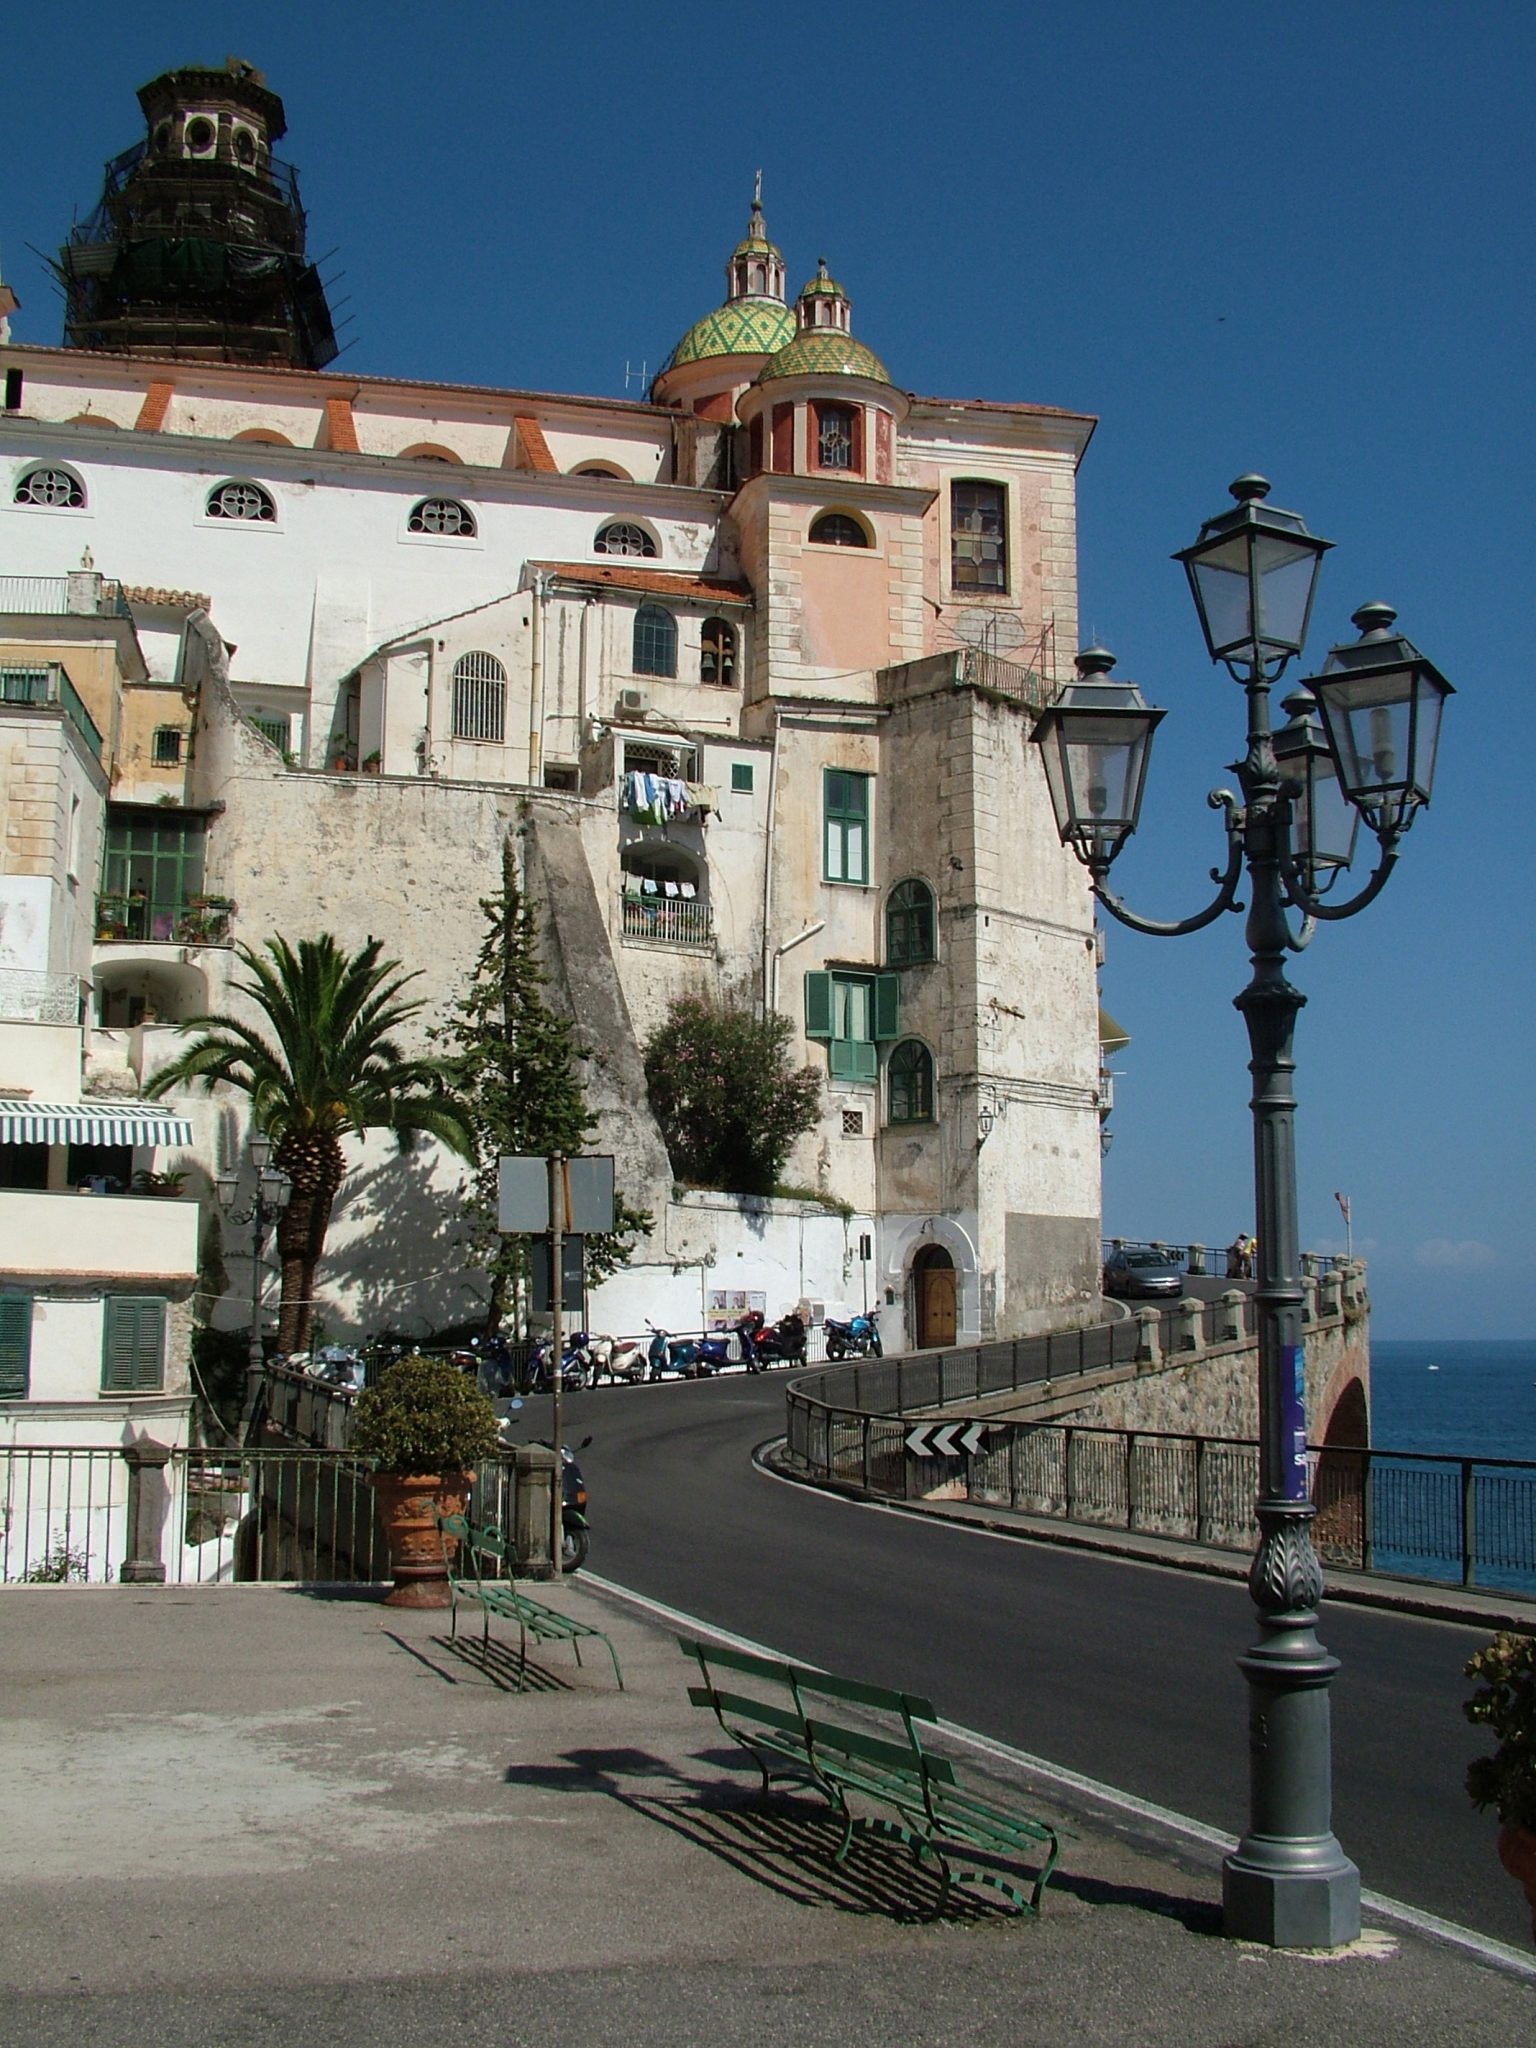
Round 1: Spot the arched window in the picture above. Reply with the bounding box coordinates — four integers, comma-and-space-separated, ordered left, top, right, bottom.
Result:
596, 520, 657, 558
408, 497, 476, 537
206, 479, 275, 523
887, 1040, 935, 1125
572, 462, 632, 481
886, 878, 936, 965
633, 605, 677, 678
233, 428, 292, 446
809, 511, 869, 548
399, 444, 462, 464
14, 465, 85, 509
700, 618, 737, 687
451, 651, 507, 742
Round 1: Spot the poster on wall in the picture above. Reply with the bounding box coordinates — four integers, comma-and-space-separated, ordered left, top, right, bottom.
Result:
706, 1289, 766, 1330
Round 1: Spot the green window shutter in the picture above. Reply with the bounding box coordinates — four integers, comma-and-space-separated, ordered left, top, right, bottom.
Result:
0, 1295, 31, 1400
828, 1038, 859, 1081
850, 1038, 878, 1083
102, 1297, 166, 1393
872, 973, 901, 1041
804, 971, 833, 1040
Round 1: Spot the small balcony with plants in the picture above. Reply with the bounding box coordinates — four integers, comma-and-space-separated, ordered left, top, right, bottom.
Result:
94, 890, 235, 949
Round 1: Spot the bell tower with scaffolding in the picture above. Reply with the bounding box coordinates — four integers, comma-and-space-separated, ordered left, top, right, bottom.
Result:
53, 57, 338, 369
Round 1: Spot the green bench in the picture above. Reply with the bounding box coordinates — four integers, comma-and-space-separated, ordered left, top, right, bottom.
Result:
435, 1511, 623, 1692
680, 1635, 1061, 1915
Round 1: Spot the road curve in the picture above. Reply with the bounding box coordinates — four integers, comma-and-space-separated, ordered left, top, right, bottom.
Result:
540, 1369, 1526, 1949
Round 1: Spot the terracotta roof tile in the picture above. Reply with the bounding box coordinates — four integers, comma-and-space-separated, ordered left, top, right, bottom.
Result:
531, 560, 752, 604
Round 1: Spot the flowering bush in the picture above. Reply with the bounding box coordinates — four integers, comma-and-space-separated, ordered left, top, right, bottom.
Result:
1465, 1630, 1536, 1831
643, 996, 821, 1195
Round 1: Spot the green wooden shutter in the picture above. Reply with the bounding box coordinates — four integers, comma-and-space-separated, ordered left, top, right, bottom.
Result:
804, 970, 833, 1039
0, 1295, 31, 1400
872, 973, 901, 1041
101, 1298, 166, 1393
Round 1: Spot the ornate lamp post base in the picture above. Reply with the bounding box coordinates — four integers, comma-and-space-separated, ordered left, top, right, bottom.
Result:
1223, 1498, 1361, 1946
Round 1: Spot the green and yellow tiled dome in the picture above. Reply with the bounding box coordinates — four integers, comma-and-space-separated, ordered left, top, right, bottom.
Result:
756, 329, 890, 384
661, 297, 797, 372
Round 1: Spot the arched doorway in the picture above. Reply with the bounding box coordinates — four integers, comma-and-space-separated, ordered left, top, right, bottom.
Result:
913, 1244, 957, 1348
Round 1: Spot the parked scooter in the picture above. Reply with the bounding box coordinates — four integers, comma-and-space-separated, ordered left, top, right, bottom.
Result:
526, 1334, 593, 1393
497, 1406, 592, 1573
823, 1307, 881, 1360
645, 1324, 724, 1379
584, 1333, 647, 1384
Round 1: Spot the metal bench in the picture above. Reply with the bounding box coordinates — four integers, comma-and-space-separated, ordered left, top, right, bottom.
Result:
680, 1635, 1061, 1915
436, 1511, 623, 1691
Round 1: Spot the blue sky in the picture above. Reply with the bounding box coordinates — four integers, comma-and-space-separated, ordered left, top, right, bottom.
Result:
4, 3, 1531, 1338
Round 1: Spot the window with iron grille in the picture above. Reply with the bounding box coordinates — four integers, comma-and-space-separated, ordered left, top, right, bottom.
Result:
841, 1109, 864, 1137
886, 1039, 935, 1123
0, 1293, 31, 1399
207, 480, 276, 523
14, 465, 86, 509
248, 713, 291, 752
596, 521, 657, 558
0, 667, 50, 702
951, 480, 1007, 592
633, 604, 677, 679
885, 878, 936, 965
152, 726, 185, 767
809, 512, 869, 548
101, 1296, 166, 1393
816, 404, 855, 469
623, 740, 698, 781
823, 769, 871, 884
408, 496, 476, 537
451, 651, 507, 742
700, 618, 736, 687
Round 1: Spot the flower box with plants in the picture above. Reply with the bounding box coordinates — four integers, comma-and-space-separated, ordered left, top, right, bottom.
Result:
1464, 1628, 1536, 1944
349, 1352, 500, 1607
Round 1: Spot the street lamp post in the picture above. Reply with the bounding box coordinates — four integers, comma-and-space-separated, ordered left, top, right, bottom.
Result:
215, 1132, 293, 1444
1034, 476, 1452, 1950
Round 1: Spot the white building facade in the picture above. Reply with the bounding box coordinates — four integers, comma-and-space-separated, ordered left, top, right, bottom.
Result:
1, 66, 1108, 1392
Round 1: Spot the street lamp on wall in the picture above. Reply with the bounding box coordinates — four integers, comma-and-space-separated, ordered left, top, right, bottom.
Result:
1034, 475, 1452, 1952
216, 1131, 293, 1443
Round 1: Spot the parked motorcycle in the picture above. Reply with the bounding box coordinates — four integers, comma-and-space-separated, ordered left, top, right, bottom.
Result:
526, 1335, 593, 1393
745, 1310, 807, 1367
823, 1308, 881, 1360
497, 1413, 592, 1573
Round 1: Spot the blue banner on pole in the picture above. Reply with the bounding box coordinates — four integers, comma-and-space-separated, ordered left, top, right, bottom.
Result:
1280, 1340, 1309, 1499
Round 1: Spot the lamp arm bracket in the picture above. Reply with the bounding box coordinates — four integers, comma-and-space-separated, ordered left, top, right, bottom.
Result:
1092, 825, 1244, 939
1285, 913, 1317, 954
1280, 839, 1401, 924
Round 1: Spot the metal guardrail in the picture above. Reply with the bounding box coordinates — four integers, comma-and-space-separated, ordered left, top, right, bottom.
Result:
0, 576, 134, 621
0, 661, 105, 759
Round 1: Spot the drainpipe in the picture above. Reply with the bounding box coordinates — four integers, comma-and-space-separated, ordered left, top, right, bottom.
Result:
527, 571, 552, 781
576, 594, 596, 744
771, 919, 826, 1016
758, 723, 782, 1013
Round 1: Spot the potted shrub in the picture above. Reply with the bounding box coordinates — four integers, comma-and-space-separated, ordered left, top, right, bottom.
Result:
131, 1167, 187, 1198
350, 1353, 500, 1607
1464, 1629, 1536, 1943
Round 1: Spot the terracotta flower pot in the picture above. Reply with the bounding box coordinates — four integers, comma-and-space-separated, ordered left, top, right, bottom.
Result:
370, 1470, 472, 1607
1497, 1824, 1536, 1945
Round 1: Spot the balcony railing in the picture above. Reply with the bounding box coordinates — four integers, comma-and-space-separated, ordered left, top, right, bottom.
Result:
0, 663, 104, 761
0, 575, 133, 621
621, 893, 714, 948
0, 969, 80, 1026
96, 892, 235, 947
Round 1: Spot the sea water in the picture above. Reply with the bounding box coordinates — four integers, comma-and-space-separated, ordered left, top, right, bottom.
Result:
1370, 1340, 1536, 1465
1363, 1340, 1536, 1594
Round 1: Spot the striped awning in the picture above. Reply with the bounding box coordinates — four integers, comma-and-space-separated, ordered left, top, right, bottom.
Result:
0, 1101, 194, 1147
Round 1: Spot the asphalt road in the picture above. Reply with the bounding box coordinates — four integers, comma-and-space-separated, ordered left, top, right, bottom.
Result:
537, 1368, 1528, 1951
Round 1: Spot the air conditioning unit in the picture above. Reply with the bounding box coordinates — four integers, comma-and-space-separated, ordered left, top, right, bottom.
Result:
615, 687, 650, 718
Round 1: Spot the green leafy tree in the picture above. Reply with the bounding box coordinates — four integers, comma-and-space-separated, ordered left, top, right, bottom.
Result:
643, 995, 821, 1195
149, 934, 472, 1354
437, 837, 648, 1330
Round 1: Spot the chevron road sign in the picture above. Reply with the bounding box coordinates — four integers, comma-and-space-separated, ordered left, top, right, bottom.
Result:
904, 1422, 988, 1459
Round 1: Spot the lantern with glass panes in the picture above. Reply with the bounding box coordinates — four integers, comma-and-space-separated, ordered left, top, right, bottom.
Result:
1033, 476, 1453, 1957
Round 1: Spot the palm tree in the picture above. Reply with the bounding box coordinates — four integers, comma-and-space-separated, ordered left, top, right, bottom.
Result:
149, 934, 472, 1354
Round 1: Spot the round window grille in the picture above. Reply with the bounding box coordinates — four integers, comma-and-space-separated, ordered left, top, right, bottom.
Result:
14, 468, 85, 510
207, 481, 276, 522
595, 521, 656, 558
408, 497, 476, 537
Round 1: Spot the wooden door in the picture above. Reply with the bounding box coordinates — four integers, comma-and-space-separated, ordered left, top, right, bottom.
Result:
919, 1263, 957, 1347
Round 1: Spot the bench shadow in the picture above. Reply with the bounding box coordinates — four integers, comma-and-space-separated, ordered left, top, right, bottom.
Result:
502, 1747, 1005, 1923
379, 1626, 574, 1693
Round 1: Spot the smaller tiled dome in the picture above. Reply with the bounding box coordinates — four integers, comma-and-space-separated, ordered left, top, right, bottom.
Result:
756, 330, 890, 384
